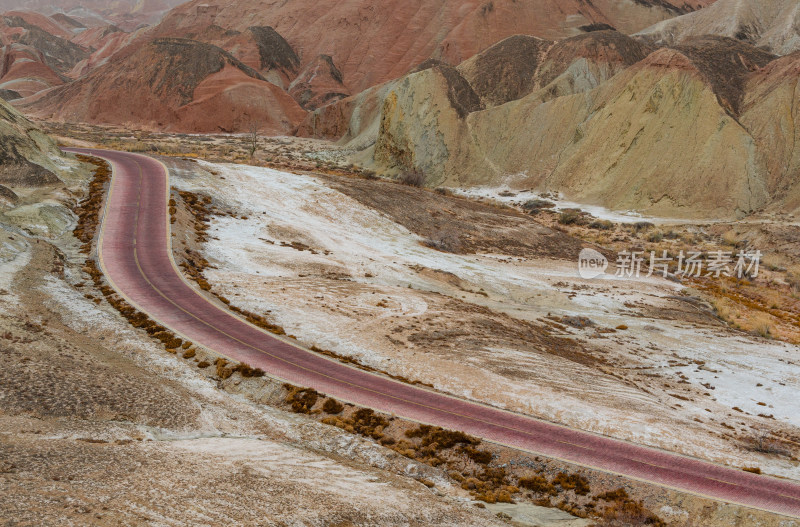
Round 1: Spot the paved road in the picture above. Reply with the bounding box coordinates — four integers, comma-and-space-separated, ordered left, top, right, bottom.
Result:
73, 148, 800, 518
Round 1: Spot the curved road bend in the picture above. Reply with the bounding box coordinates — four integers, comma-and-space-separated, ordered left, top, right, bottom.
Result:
70, 148, 800, 518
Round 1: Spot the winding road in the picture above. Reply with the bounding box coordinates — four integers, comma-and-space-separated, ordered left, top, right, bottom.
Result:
72, 148, 800, 518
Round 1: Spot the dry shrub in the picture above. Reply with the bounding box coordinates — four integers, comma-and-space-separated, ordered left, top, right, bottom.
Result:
750, 430, 792, 456
596, 499, 664, 526
465, 467, 515, 503
518, 474, 556, 495
721, 229, 741, 247
284, 384, 319, 413
322, 398, 344, 414
522, 199, 555, 214
72, 155, 112, 253
164, 337, 183, 349
558, 209, 588, 226
750, 311, 774, 338
589, 219, 614, 230
596, 488, 629, 502
350, 408, 389, 439
594, 488, 664, 527
552, 472, 590, 496
399, 168, 426, 187
178, 190, 213, 244
230, 362, 266, 378
405, 425, 478, 449
79, 259, 192, 359
711, 297, 734, 322
182, 348, 196, 359
632, 221, 654, 232
787, 265, 800, 293
215, 358, 234, 379
228, 305, 286, 335
460, 446, 493, 465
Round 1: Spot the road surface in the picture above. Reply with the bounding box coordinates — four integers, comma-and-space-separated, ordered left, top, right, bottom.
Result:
71, 148, 800, 518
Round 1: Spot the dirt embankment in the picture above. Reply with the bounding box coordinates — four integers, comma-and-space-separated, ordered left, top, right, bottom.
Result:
321, 174, 584, 261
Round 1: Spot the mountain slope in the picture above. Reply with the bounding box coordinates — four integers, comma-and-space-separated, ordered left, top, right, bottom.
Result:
288, 54, 349, 110
333, 33, 800, 219
637, 0, 800, 55
0, 1, 186, 31
20, 38, 306, 133
0, 12, 89, 97
0, 95, 70, 185
740, 52, 800, 211
152, 0, 716, 96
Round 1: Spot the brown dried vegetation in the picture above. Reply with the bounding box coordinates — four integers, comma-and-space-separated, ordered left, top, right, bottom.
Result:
593, 488, 665, 526
309, 345, 433, 387
72, 154, 111, 254
216, 358, 265, 380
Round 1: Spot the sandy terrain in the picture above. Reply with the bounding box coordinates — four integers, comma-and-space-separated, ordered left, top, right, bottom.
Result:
165, 158, 800, 481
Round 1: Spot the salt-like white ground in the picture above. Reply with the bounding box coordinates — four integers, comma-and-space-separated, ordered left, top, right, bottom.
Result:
170, 161, 800, 480
452, 185, 695, 225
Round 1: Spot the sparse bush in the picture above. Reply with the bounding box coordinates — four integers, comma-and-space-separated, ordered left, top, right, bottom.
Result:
632, 221, 654, 232
721, 229, 742, 247
561, 316, 595, 328
518, 474, 556, 495
552, 472, 590, 495
285, 385, 319, 413
522, 199, 555, 214
596, 499, 664, 526
231, 362, 265, 378
594, 487, 665, 526
215, 358, 233, 379
558, 209, 587, 226
596, 488, 628, 502
460, 446, 493, 465
399, 168, 426, 187
751, 312, 774, 338
406, 425, 478, 449
589, 219, 614, 230
322, 397, 344, 414
751, 429, 792, 456
351, 408, 389, 438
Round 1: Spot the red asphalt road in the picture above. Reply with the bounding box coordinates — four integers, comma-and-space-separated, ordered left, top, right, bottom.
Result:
72, 147, 800, 518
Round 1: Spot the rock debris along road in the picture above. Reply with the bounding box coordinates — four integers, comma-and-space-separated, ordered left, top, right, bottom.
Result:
70, 148, 800, 518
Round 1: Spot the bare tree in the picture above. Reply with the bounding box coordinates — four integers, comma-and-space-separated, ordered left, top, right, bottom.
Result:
247, 121, 260, 159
